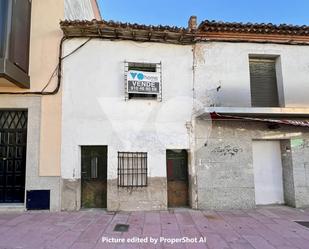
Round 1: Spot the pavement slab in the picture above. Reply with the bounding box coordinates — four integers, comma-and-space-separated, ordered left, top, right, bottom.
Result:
0, 206, 308, 249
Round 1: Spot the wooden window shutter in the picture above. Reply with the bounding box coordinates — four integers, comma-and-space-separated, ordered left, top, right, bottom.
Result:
9, 0, 31, 74
0, 0, 9, 58
249, 58, 279, 107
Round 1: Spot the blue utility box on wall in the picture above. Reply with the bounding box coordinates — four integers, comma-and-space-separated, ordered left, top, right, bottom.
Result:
26, 190, 50, 210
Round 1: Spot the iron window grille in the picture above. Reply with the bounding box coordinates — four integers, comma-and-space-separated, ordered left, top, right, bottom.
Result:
117, 152, 148, 187
0, 111, 28, 129
124, 61, 162, 101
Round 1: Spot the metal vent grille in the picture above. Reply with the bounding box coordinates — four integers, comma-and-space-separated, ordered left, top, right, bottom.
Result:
114, 224, 129, 232
0, 111, 27, 129
295, 221, 309, 228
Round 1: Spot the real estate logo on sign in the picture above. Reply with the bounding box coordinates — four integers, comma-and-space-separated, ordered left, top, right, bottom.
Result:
127, 70, 160, 94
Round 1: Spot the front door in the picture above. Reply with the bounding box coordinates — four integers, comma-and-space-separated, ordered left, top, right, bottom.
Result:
166, 150, 189, 207
252, 141, 284, 205
0, 111, 27, 203
81, 146, 107, 208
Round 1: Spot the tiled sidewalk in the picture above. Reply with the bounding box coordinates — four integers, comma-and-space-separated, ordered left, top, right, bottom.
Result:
0, 206, 309, 249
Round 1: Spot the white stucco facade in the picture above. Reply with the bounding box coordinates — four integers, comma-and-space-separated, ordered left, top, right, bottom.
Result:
61, 39, 193, 210
194, 42, 309, 108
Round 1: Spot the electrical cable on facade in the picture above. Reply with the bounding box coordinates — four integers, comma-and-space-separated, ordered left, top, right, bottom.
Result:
0, 37, 92, 96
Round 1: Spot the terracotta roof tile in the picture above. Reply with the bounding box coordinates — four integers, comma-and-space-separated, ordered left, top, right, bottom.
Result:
60, 19, 195, 45
60, 19, 309, 45
60, 19, 188, 32
198, 20, 309, 36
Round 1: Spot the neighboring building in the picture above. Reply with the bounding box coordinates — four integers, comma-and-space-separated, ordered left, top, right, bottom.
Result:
194, 21, 309, 209
60, 18, 309, 211
0, 0, 100, 211
65, 0, 101, 20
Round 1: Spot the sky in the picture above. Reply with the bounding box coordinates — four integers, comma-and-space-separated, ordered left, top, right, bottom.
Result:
98, 0, 309, 27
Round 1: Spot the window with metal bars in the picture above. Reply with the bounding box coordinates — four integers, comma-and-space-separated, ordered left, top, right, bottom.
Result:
117, 152, 148, 187
0, 111, 28, 129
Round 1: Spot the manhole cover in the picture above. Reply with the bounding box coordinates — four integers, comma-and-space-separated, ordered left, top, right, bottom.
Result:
295, 221, 309, 228
114, 224, 129, 232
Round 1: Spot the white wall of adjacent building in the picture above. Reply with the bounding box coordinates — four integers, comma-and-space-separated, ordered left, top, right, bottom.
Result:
194, 42, 309, 108
193, 41, 309, 209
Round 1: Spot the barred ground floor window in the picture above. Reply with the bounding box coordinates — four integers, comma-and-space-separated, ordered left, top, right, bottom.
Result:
117, 152, 147, 187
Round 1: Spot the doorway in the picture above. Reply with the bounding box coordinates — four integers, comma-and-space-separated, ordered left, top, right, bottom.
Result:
166, 149, 189, 207
252, 141, 284, 205
81, 146, 107, 208
0, 110, 27, 203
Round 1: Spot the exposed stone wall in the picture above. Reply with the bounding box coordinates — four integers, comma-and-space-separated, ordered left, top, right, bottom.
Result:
195, 119, 309, 209
291, 138, 309, 207
61, 179, 81, 211
107, 177, 167, 211
280, 140, 296, 207
61, 177, 168, 211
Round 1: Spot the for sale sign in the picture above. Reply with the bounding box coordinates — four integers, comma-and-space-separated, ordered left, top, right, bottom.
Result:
127, 70, 160, 94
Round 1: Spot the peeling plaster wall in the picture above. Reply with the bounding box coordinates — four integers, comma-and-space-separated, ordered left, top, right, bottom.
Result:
290, 137, 309, 207
280, 139, 296, 207
195, 119, 309, 209
194, 41, 309, 209
107, 178, 167, 211
61, 39, 193, 210
194, 42, 309, 108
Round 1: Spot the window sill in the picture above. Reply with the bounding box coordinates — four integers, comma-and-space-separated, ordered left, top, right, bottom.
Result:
0, 58, 30, 88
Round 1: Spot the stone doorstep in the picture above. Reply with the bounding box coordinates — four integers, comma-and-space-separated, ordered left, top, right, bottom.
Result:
0, 203, 25, 212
